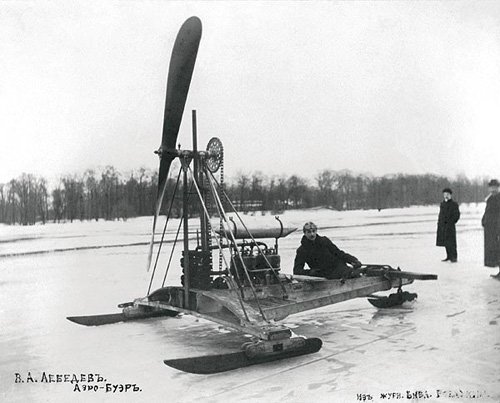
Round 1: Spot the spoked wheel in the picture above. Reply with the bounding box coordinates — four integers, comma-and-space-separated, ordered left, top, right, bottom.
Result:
205, 137, 223, 173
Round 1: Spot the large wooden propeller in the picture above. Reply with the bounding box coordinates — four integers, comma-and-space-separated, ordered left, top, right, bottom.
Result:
147, 17, 202, 271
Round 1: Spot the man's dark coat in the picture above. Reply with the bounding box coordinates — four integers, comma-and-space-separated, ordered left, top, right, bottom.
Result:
482, 193, 500, 267
436, 199, 460, 248
293, 234, 360, 279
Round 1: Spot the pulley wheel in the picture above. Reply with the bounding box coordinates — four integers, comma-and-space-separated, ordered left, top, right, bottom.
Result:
206, 137, 223, 173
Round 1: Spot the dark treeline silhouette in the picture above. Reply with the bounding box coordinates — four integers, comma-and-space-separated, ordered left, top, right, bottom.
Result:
227, 170, 489, 213
0, 167, 491, 225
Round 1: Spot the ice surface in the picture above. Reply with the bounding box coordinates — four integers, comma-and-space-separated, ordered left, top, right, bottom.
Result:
0, 204, 498, 402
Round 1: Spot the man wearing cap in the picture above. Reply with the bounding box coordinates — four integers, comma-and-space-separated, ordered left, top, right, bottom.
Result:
293, 222, 362, 280
482, 179, 500, 277
436, 188, 460, 262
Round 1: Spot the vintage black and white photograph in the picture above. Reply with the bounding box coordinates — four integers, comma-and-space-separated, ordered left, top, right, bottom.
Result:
1, 1, 499, 402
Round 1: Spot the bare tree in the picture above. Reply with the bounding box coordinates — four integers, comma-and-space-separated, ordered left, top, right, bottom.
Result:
0, 183, 5, 223
315, 169, 337, 207
287, 175, 308, 208
36, 177, 49, 224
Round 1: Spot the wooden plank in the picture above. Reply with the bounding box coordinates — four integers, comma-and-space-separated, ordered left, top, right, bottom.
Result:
241, 276, 413, 321
260, 279, 395, 320
384, 271, 437, 280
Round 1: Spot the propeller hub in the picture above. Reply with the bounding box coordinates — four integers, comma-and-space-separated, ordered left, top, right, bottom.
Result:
154, 147, 182, 159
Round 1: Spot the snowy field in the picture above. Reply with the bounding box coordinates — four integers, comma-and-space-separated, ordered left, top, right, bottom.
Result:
0, 204, 499, 403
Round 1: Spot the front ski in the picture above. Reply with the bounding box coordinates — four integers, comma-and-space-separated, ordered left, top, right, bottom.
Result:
367, 291, 417, 308
164, 337, 322, 374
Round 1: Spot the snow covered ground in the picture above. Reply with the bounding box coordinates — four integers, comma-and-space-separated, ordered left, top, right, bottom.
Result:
0, 204, 499, 403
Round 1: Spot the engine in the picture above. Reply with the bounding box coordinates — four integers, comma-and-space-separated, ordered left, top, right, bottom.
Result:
230, 241, 282, 286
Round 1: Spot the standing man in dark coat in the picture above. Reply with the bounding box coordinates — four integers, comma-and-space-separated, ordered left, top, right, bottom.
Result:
293, 222, 362, 279
482, 179, 500, 277
436, 188, 460, 262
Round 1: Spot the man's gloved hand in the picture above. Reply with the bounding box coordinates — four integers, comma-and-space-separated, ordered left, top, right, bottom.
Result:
352, 260, 362, 269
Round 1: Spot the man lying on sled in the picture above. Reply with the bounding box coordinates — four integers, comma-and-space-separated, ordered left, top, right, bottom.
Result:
293, 222, 362, 280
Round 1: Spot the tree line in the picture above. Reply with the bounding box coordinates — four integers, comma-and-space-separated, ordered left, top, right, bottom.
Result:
0, 166, 491, 225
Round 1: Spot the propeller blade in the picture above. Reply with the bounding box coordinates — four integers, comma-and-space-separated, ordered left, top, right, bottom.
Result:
159, 16, 201, 189
147, 17, 202, 271
162, 16, 202, 144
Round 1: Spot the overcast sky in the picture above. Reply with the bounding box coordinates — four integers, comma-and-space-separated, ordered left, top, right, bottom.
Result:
1, 1, 499, 185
